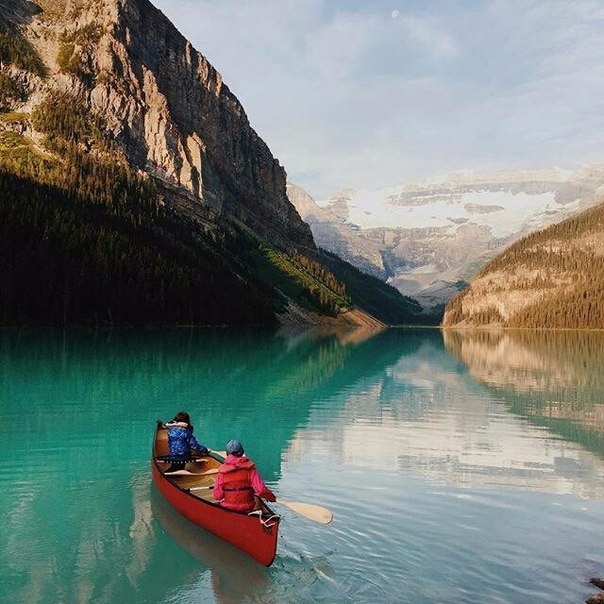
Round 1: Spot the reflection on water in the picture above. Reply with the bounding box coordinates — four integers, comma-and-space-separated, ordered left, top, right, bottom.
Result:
0, 326, 602, 603
148, 486, 271, 604
443, 329, 604, 396
443, 329, 604, 458
282, 328, 604, 502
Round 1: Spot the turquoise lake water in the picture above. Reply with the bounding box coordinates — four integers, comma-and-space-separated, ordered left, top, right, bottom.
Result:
0, 327, 603, 603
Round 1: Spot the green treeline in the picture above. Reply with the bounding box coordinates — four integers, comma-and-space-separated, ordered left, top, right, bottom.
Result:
447, 201, 604, 329
0, 168, 279, 325
478, 202, 604, 277
0, 94, 278, 325
317, 249, 432, 325
32, 91, 107, 150
264, 248, 351, 316
508, 280, 604, 329
496, 202, 604, 329
235, 240, 347, 317
0, 21, 414, 327
444, 300, 504, 327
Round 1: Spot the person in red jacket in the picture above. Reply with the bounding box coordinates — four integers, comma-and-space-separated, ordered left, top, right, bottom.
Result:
213, 439, 276, 512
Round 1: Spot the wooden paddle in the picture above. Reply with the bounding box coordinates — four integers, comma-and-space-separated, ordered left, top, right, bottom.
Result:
187, 485, 332, 523
274, 499, 333, 524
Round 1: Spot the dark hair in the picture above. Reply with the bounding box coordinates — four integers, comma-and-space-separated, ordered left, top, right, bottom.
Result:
173, 411, 191, 424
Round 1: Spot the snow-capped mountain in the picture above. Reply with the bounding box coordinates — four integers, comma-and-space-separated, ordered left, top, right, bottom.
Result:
288, 165, 604, 311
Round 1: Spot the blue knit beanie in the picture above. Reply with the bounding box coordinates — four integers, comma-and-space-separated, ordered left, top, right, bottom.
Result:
226, 439, 244, 456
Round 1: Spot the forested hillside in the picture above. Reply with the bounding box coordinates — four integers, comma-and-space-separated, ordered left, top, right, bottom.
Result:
318, 250, 435, 325
0, 6, 426, 327
0, 118, 355, 325
442, 201, 604, 329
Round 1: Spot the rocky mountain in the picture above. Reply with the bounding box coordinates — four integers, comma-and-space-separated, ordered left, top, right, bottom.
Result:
1, 0, 312, 251
442, 200, 604, 329
0, 0, 425, 327
288, 167, 604, 314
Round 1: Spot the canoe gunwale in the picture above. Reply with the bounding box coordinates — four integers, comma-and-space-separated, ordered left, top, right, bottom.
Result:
151, 422, 280, 566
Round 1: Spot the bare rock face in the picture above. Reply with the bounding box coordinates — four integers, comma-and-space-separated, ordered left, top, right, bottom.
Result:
6, 0, 314, 251
291, 168, 604, 313
287, 183, 388, 280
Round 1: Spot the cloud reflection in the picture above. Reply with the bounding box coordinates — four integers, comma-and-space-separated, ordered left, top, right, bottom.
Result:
285, 329, 604, 498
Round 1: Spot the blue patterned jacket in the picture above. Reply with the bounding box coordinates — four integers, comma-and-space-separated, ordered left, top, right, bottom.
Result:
166, 421, 208, 460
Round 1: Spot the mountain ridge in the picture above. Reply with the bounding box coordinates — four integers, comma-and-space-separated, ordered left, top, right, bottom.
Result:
8, 0, 314, 252
0, 0, 424, 327
289, 166, 604, 314
442, 199, 604, 329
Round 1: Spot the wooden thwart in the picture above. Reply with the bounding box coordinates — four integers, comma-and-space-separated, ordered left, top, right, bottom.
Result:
164, 468, 219, 476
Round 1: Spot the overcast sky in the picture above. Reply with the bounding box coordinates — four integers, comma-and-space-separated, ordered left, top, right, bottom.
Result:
151, 0, 604, 199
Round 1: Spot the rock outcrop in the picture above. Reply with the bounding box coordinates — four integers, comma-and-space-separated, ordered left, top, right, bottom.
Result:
2, 0, 314, 252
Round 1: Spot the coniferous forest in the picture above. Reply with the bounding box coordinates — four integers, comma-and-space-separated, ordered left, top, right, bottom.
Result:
0, 17, 438, 328
0, 78, 423, 326
444, 201, 604, 329
0, 117, 277, 325
504, 203, 604, 329
0, 87, 333, 325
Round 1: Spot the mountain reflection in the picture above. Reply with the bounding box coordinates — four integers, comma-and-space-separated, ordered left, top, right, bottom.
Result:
443, 329, 604, 458
282, 328, 604, 498
1, 327, 604, 603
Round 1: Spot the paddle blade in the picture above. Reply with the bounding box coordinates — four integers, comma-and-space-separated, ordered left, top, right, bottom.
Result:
276, 499, 333, 524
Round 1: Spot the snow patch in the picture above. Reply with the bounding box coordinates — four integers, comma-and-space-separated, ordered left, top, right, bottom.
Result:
317, 167, 592, 238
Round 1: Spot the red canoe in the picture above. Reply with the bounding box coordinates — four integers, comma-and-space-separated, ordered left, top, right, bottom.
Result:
151, 421, 281, 566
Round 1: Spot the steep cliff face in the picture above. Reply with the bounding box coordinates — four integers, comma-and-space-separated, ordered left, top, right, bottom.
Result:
2, 0, 314, 251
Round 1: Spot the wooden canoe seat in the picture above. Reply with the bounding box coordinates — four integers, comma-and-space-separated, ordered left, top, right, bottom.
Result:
168, 474, 217, 502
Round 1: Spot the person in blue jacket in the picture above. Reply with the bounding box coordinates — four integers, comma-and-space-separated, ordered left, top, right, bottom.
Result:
165, 411, 209, 472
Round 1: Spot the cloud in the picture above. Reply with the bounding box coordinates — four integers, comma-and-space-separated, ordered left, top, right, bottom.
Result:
151, 0, 604, 199
397, 15, 460, 60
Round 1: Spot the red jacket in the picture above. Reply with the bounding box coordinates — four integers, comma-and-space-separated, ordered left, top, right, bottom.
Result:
213, 454, 276, 512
